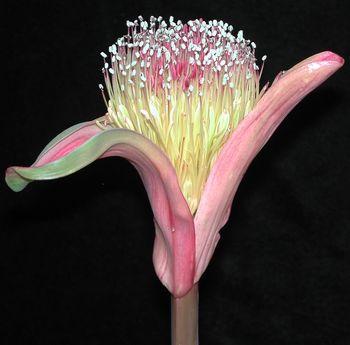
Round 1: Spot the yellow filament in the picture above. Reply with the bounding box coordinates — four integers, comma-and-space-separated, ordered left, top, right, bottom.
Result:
98, 64, 263, 213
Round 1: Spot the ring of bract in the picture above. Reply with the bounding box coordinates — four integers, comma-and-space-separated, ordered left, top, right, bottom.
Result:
98, 16, 266, 213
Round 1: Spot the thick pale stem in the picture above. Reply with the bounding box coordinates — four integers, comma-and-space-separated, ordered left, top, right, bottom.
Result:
171, 283, 199, 345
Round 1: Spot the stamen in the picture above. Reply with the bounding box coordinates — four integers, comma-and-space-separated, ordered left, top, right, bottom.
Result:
97, 16, 267, 213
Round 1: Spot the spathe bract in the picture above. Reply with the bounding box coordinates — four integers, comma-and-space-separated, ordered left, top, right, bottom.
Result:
5, 16, 343, 302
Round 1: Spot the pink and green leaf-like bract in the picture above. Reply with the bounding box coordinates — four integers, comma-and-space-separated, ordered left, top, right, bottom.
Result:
5, 16, 343, 345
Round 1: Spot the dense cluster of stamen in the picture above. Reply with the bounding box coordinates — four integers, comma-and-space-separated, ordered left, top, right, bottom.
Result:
97, 16, 267, 213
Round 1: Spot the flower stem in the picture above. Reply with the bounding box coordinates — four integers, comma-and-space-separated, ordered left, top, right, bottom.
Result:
171, 283, 199, 345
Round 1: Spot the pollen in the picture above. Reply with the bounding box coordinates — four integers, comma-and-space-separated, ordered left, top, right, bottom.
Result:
97, 16, 266, 214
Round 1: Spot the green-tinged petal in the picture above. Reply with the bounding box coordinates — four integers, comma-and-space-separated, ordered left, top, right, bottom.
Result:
5, 126, 195, 297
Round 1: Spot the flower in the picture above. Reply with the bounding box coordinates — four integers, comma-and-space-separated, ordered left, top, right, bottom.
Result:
5, 16, 343, 297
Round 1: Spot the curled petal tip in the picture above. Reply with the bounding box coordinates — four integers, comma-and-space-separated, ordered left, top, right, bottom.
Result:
319, 51, 345, 65
5, 167, 27, 192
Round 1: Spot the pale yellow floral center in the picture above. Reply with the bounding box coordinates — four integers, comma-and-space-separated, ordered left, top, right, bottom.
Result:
97, 16, 266, 213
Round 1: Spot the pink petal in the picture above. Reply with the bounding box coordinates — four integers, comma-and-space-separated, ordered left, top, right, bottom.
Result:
35, 121, 103, 165
194, 51, 344, 281
6, 123, 195, 297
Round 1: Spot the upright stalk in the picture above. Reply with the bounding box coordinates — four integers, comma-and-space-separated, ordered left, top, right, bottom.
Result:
171, 283, 199, 345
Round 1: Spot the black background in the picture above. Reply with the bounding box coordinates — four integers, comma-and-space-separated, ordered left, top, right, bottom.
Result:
1, 0, 349, 344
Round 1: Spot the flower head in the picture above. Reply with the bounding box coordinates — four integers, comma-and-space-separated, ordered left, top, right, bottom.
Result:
98, 16, 265, 213
5, 16, 344, 297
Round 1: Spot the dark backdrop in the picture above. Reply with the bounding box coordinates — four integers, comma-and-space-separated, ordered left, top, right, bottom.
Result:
1, 0, 349, 344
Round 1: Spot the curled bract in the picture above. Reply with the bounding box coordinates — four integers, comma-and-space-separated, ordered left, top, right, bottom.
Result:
6, 121, 195, 297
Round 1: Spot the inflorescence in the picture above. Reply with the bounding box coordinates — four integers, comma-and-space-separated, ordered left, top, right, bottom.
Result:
97, 16, 267, 213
